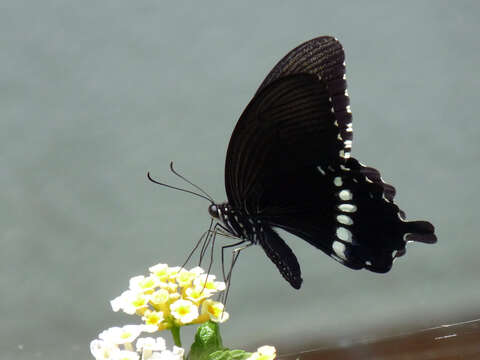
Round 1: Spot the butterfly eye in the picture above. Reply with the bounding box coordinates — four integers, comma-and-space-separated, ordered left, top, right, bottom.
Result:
208, 204, 219, 219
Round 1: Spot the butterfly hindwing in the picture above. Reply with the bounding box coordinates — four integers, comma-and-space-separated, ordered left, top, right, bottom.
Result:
261, 158, 436, 273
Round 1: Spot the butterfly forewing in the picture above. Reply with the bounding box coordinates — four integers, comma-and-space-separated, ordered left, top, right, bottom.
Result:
225, 74, 342, 213
257, 36, 353, 155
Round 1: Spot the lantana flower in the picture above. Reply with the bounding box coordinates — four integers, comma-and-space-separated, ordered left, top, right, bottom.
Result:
110, 264, 228, 332
247, 345, 277, 360
170, 299, 199, 324
91, 262, 277, 360
201, 299, 229, 323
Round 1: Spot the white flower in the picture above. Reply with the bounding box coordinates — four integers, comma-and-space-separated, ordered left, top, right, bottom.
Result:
149, 263, 169, 280
257, 346, 276, 357
129, 275, 158, 293
200, 300, 229, 323
247, 345, 277, 360
151, 288, 170, 305
111, 290, 149, 315
142, 310, 164, 326
176, 269, 197, 288
193, 274, 226, 292
166, 266, 182, 278
90, 339, 119, 360
168, 292, 181, 301
140, 324, 159, 333
189, 266, 205, 275
136, 336, 166, 359
159, 281, 178, 293
185, 286, 213, 303
149, 346, 184, 360
169, 299, 199, 324
114, 350, 140, 360
99, 325, 142, 345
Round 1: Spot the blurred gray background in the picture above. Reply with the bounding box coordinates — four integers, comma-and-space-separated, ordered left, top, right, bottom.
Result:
1, 1, 479, 359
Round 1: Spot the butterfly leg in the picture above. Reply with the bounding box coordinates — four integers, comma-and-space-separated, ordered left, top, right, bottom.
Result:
182, 219, 214, 269
207, 222, 240, 280
221, 241, 254, 304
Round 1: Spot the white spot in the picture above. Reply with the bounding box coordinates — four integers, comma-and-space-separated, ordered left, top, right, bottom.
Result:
330, 254, 345, 264
346, 123, 353, 132
338, 204, 357, 213
365, 260, 372, 266
328, 96, 332, 102
328, 165, 335, 172
342, 61, 346, 66
382, 194, 391, 202
332, 241, 347, 260
344, 89, 349, 96
339, 189, 353, 201
317, 166, 326, 175
337, 214, 353, 225
337, 133, 343, 140
365, 177, 373, 183
340, 164, 350, 171
403, 233, 413, 242
336, 227, 353, 243
343, 152, 351, 159
343, 74, 346, 80
339, 150, 345, 158
330, 107, 335, 113
346, 105, 352, 113
334, 120, 339, 127
353, 178, 358, 183
344, 140, 352, 148
334, 177, 343, 187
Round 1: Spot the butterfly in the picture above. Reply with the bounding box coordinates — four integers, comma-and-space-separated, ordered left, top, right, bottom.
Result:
151, 36, 437, 289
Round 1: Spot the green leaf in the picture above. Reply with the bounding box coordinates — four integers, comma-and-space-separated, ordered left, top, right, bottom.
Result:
188, 321, 225, 360
208, 349, 252, 360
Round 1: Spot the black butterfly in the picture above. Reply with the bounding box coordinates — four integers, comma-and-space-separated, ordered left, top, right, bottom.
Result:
153, 36, 437, 289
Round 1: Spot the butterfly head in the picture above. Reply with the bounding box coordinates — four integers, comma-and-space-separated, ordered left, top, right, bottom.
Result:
208, 203, 221, 219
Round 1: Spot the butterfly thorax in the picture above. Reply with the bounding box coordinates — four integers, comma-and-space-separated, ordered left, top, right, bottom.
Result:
208, 202, 264, 244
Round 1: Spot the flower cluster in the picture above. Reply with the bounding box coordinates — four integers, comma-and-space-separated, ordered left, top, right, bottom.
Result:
110, 263, 229, 330
90, 325, 183, 360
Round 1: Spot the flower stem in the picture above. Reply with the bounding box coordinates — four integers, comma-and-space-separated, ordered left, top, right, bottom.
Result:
170, 325, 182, 347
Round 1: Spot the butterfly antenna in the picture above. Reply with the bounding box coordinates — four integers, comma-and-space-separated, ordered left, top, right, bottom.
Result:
147, 171, 212, 203
169, 161, 214, 202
